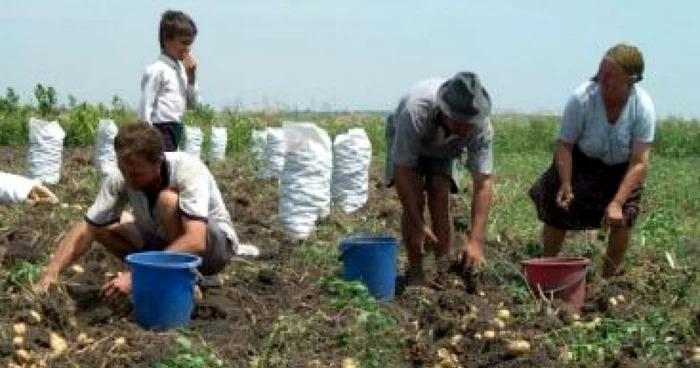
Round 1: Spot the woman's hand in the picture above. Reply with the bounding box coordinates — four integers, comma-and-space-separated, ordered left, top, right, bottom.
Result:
605, 201, 625, 227
556, 183, 574, 210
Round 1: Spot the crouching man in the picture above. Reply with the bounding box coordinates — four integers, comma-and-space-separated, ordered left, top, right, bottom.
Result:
33, 122, 253, 296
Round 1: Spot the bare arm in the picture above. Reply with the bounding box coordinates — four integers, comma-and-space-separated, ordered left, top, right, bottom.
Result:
613, 142, 651, 204
34, 221, 95, 291
183, 54, 199, 109
165, 217, 207, 254
469, 174, 494, 243
555, 141, 574, 186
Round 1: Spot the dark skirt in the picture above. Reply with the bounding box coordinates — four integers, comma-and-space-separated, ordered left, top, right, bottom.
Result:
528, 146, 642, 230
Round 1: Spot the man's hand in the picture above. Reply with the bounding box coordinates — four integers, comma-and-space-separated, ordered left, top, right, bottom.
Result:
461, 238, 486, 270
419, 224, 438, 254
556, 182, 574, 210
32, 271, 58, 294
101, 271, 132, 298
605, 200, 625, 228
28, 184, 59, 205
184, 54, 197, 85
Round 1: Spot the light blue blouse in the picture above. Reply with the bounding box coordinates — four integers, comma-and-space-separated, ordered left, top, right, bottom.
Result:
558, 82, 656, 165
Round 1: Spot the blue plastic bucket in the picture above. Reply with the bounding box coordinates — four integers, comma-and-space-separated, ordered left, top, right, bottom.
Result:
125, 251, 202, 331
340, 236, 398, 301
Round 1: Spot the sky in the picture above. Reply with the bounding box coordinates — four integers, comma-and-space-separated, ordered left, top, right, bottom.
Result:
2, 0, 699, 118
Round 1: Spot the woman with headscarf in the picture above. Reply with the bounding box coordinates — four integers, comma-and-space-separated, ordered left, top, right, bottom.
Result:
529, 43, 656, 277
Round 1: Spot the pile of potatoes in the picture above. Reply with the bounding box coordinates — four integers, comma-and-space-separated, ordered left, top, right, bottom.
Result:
7, 309, 107, 367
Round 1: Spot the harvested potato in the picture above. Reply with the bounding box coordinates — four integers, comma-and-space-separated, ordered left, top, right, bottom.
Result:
77, 332, 94, 347
473, 332, 482, 340
492, 318, 506, 330
14, 349, 30, 363
483, 330, 496, 340
28, 310, 42, 324
70, 264, 85, 274
692, 346, 700, 355
691, 354, 700, 363
12, 323, 27, 335
341, 357, 358, 368
436, 348, 459, 367
114, 337, 126, 348
506, 340, 531, 356
449, 334, 463, 347
409, 320, 420, 332
497, 309, 511, 320
616, 294, 626, 303
436, 348, 451, 360
608, 297, 618, 308
12, 336, 24, 347
50, 332, 67, 354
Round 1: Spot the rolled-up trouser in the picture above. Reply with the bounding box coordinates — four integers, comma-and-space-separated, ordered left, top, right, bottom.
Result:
137, 221, 234, 276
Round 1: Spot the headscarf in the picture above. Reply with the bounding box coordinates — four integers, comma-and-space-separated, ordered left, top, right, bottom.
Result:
602, 43, 645, 82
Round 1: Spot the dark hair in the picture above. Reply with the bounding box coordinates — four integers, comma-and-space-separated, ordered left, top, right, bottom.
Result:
114, 123, 164, 163
159, 10, 197, 49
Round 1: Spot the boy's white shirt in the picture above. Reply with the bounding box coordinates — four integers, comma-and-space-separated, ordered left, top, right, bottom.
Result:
138, 54, 200, 125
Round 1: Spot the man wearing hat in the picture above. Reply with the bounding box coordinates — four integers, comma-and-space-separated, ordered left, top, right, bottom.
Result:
385, 72, 494, 284
529, 43, 656, 277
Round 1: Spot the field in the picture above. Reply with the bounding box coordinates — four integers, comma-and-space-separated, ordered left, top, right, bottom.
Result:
1, 101, 700, 367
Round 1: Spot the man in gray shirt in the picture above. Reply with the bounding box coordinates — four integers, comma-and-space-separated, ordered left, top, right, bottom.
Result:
33, 123, 252, 296
385, 72, 494, 284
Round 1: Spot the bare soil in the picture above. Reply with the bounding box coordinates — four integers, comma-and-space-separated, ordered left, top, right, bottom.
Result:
0, 147, 692, 367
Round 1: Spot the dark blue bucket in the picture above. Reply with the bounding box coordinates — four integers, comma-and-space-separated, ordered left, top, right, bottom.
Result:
125, 251, 202, 331
340, 236, 398, 301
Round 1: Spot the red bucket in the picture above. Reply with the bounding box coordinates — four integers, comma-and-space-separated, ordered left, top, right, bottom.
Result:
521, 257, 591, 314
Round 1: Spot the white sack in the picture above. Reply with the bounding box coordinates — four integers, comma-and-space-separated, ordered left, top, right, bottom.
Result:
331, 128, 372, 213
278, 122, 332, 240
26, 117, 65, 185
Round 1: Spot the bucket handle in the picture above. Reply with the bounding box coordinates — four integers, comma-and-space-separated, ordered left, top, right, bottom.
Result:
531, 264, 591, 295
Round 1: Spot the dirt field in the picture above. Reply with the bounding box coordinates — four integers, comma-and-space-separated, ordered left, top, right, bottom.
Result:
0, 147, 695, 367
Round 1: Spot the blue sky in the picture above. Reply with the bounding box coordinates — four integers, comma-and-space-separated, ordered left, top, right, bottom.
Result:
2, 1, 698, 118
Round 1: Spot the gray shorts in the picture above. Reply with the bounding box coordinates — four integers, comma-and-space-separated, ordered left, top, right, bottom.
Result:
138, 221, 234, 276
385, 155, 463, 194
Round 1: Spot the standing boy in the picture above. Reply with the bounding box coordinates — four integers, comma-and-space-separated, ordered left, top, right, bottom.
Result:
139, 10, 200, 152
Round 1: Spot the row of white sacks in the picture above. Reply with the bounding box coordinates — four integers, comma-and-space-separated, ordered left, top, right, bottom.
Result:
253, 122, 373, 240
22, 118, 372, 240
25, 117, 229, 183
